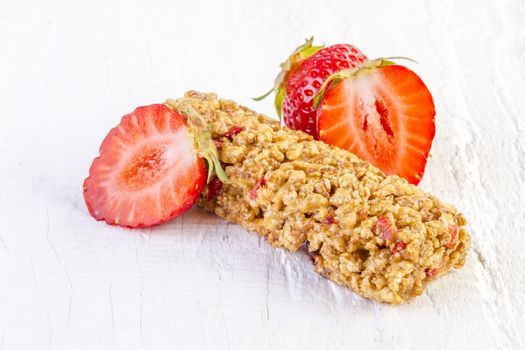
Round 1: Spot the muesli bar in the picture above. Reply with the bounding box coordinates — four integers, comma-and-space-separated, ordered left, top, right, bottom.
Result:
168, 91, 470, 304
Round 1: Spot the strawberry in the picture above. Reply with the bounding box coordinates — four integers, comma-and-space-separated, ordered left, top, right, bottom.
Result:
323, 214, 335, 225
447, 224, 458, 249
425, 268, 438, 280
255, 38, 367, 138
224, 125, 244, 141
374, 216, 396, 243
83, 103, 226, 228
249, 177, 266, 200
315, 60, 436, 184
392, 242, 406, 254
205, 177, 223, 201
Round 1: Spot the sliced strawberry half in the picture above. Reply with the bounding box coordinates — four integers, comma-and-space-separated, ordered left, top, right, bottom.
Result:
84, 104, 219, 228
317, 62, 435, 184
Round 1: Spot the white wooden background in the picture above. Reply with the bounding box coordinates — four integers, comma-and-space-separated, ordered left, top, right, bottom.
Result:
1, 0, 524, 349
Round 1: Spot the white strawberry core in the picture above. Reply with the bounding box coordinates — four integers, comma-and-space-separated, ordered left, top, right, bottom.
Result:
117, 127, 196, 192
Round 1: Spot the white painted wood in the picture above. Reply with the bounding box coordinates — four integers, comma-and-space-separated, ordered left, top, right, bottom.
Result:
1, 0, 523, 348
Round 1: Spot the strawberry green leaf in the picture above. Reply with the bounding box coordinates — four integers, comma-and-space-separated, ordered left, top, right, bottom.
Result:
274, 87, 285, 120
253, 37, 324, 121
165, 100, 229, 184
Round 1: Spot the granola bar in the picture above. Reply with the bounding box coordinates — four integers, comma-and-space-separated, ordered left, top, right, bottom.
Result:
169, 91, 471, 304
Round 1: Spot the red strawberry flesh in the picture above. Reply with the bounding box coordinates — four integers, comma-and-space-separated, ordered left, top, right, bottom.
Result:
224, 125, 244, 141
206, 177, 223, 201
425, 268, 438, 280
447, 224, 458, 249
392, 242, 406, 254
323, 214, 335, 224
375, 216, 396, 243
249, 177, 266, 199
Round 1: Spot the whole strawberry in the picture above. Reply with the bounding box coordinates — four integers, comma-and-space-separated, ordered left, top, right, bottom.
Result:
256, 37, 367, 138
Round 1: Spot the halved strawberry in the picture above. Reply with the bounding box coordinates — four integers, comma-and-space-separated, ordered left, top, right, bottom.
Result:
316, 61, 435, 184
83, 103, 225, 228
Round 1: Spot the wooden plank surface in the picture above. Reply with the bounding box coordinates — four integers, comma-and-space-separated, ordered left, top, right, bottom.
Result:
0, 0, 524, 348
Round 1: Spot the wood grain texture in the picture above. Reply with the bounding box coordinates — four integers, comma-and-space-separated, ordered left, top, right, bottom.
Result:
0, 0, 523, 349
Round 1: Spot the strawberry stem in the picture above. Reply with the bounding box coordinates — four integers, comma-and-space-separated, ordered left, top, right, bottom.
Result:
381, 56, 419, 64
252, 87, 274, 101
164, 100, 229, 184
